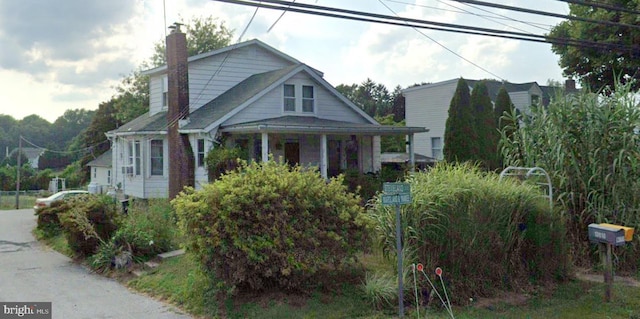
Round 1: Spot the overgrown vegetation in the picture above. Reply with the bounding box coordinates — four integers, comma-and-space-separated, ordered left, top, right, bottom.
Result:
365, 163, 569, 305
204, 145, 245, 181
173, 160, 366, 296
500, 81, 640, 270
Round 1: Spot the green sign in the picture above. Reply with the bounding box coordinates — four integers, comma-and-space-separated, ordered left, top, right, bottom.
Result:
383, 182, 410, 195
382, 193, 412, 205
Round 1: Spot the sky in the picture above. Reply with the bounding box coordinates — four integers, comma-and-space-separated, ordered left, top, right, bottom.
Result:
0, 0, 570, 123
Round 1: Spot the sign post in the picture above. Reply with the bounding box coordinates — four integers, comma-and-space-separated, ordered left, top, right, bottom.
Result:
382, 182, 412, 318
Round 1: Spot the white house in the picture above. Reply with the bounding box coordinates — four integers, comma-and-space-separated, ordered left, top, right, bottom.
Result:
86, 149, 112, 194
403, 78, 555, 160
107, 31, 426, 199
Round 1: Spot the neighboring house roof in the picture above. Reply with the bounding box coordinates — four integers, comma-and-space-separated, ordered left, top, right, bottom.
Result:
466, 79, 540, 102
86, 149, 112, 168
141, 39, 323, 77
220, 116, 428, 135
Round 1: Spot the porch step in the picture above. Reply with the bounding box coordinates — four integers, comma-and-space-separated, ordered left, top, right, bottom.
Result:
158, 249, 185, 260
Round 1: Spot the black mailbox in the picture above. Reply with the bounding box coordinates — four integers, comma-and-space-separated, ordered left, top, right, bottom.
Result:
588, 223, 626, 246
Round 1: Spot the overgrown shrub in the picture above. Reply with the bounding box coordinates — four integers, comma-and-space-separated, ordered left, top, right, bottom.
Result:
35, 200, 72, 238
173, 160, 366, 294
500, 81, 640, 269
59, 195, 120, 256
112, 199, 178, 260
366, 163, 569, 304
205, 146, 245, 182
342, 169, 382, 204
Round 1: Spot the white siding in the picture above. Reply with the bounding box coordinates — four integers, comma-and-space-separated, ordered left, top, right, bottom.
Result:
224, 72, 369, 126
149, 76, 163, 115
404, 80, 458, 158
89, 167, 111, 192
187, 45, 294, 112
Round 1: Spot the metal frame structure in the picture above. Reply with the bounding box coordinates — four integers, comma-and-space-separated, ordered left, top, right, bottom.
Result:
499, 166, 553, 210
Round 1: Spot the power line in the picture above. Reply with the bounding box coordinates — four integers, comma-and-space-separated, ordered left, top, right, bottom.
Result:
378, 0, 505, 80
437, 0, 552, 32
212, 0, 639, 53
449, 0, 640, 31
558, 0, 640, 15
19, 135, 111, 155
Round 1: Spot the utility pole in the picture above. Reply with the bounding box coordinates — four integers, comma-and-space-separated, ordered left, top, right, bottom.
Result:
15, 136, 22, 209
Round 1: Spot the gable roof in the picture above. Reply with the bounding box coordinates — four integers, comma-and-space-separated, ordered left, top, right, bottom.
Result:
86, 149, 112, 168
107, 110, 168, 135
181, 63, 378, 133
141, 39, 321, 77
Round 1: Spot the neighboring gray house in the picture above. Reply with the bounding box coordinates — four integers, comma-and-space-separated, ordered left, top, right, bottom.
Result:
403, 78, 571, 160
86, 149, 112, 194
107, 37, 426, 199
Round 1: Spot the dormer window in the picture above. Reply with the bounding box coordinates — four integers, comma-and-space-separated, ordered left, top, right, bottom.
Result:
302, 85, 314, 113
284, 84, 295, 112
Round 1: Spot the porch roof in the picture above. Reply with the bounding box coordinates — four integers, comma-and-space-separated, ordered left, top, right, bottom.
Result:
220, 116, 428, 135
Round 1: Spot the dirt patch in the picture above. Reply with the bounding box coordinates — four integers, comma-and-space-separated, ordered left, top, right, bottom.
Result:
471, 291, 531, 310
575, 268, 640, 287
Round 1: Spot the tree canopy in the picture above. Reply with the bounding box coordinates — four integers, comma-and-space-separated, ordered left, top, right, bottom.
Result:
443, 78, 477, 163
548, 0, 640, 91
470, 81, 498, 170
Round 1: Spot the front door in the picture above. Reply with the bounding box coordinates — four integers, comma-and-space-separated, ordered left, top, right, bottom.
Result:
328, 140, 341, 177
284, 142, 299, 166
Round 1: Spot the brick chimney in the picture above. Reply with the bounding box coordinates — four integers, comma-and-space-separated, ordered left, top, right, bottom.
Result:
166, 23, 194, 199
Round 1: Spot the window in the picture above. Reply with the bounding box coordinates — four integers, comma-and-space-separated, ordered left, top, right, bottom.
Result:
531, 94, 540, 105
431, 137, 443, 160
107, 170, 111, 184
284, 84, 295, 112
302, 85, 314, 112
253, 138, 262, 162
134, 141, 141, 176
127, 141, 134, 167
162, 76, 168, 108
150, 140, 163, 176
197, 139, 205, 167
93, 168, 97, 179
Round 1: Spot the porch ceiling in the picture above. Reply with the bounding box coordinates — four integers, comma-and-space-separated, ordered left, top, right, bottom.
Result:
219, 116, 428, 135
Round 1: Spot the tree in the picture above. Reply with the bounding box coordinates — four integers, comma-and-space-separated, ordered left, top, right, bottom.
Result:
52, 109, 95, 150
443, 78, 477, 163
390, 85, 405, 122
494, 86, 516, 169
471, 81, 498, 169
376, 114, 406, 152
336, 79, 393, 117
149, 16, 233, 68
548, 0, 640, 92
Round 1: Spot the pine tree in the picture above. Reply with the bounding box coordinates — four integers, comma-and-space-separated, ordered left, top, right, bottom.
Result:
443, 78, 476, 163
470, 81, 497, 169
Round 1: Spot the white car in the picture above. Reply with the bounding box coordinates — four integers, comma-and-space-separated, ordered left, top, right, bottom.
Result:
33, 190, 90, 210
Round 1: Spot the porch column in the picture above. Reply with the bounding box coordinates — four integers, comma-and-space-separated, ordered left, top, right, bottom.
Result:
408, 134, 415, 172
261, 132, 269, 162
320, 134, 328, 179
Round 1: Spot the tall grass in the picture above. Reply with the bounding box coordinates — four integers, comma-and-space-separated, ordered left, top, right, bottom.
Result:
366, 163, 569, 304
500, 81, 640, 269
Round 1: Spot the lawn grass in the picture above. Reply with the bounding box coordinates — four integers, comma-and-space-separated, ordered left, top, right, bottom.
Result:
0, 195, 36, 210
127, 253, 640, 319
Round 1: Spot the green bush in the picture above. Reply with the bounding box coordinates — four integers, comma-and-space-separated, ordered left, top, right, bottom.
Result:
205, 146, 245, 182
35, 200, 72, 238
173, 160, 366, 294
59, 195, 120, 256
112, 199, 178, 260
342, 169, 382, 204
366, 162, 569, 304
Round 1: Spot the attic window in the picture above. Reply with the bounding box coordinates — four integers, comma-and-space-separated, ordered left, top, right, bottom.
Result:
302, 85, 314, 113
284, 84, 295, 112
162, 76, 168, 108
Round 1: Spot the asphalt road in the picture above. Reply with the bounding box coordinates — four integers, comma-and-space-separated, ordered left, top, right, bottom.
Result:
0, 209, 191, 319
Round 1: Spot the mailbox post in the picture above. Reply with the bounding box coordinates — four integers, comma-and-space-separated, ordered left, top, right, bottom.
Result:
587, 223, 634, 302
382, 182, 411, 318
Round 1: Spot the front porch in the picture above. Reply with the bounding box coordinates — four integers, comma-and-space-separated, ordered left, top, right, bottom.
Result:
220, 116, 428, 178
